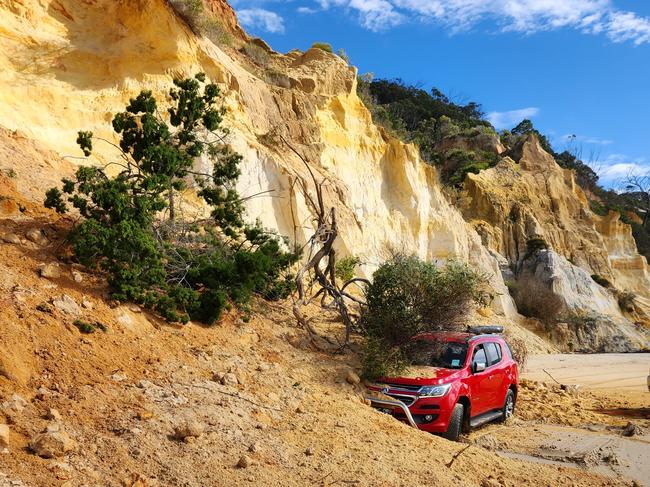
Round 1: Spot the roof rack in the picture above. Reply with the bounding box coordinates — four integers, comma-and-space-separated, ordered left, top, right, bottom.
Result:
466, 325, 504, 335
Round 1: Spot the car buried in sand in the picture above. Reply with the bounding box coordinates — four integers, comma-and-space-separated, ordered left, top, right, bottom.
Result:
366, 326, 519, 441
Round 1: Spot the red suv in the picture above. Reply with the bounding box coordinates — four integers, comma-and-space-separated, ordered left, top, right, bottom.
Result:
366, 327, 518, 441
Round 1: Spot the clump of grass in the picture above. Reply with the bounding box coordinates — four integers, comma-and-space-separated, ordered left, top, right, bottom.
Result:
203, 18, 233, 46
243, 42, 269, 66
266, 69, 291, 88
169, 0, 233, 46
311, 42, 333, 53
73, 319, 108, 334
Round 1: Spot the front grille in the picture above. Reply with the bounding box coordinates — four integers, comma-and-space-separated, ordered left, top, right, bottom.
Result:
386, 393, 416, 406
383, 382, 421, 392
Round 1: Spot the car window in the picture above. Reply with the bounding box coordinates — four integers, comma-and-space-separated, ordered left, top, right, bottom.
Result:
503, 341, 513, 359
408, 340, 468, 369
472, 345, 487, 368
485, 342, 501, 366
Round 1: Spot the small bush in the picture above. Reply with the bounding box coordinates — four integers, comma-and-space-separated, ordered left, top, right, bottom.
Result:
243, 42, 269, 66
360, 255, 491, 379
45, 74, 299, 325
168, 0, 203, 33
525, 235, 549, 257
617, 291, 636, 312
335, 255, 361, 283
511, 274, 564, 325
589, 199, 608, 216
169, 0, 232, 45
336, 48, 350, 64
5, 169, 16, 178
73, 320, 95, 333
266, 69, 291, 88
203, 18, 233, 46
591, 274, 612, 288
312, 42, 333, 53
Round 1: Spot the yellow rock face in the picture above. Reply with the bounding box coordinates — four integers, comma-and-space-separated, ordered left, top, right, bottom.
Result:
0, 0, 645, 345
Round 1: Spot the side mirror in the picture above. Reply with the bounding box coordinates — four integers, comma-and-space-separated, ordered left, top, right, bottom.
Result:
474, 362, 486, 373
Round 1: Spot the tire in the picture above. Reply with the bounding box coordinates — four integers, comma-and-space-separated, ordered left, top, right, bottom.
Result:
442, 403, 464, 441
499, 389, 515, 422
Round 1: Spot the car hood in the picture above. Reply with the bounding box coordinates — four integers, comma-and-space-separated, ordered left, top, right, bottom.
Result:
377, 366, 464, 386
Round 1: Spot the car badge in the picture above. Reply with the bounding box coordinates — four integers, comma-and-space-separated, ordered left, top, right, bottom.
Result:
381, 387, 389, 394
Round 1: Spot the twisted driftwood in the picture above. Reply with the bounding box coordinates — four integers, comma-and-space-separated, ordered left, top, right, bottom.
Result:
281, 136, 369, 351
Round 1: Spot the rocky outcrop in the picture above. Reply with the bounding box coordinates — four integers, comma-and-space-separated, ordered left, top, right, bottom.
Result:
519, 250, 648, 352
461, 135, 650, 349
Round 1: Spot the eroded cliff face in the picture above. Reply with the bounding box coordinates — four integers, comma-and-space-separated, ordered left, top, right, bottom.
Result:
0, 0, 647, 351
462, 136, 650, 350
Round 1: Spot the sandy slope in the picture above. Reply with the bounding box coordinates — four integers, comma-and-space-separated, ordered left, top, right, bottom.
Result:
0, 174, 629, 486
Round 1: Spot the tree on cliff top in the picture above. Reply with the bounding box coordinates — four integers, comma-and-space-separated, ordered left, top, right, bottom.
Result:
45, 73, 298, 324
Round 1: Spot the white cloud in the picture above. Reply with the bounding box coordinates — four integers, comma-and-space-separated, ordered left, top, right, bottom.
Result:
297, 6, 318, 14
237, 8, 286, 34
318, 0, 403, 30
311, 0, 650, 43
486, 107, 540, 130
605, 10, 650, 45
598, 161, 650, 186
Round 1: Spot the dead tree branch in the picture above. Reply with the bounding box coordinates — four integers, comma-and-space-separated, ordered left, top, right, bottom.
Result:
281, 135, 369, 351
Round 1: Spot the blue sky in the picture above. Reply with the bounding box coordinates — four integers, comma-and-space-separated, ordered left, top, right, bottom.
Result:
231, 1, 650, 189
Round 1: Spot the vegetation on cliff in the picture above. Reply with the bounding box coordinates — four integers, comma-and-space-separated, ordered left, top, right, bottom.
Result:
357, 77, 502, 187
45, 74, 298, 324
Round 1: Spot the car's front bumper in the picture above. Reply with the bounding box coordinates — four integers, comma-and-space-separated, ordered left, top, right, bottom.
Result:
365, 387, 455, 433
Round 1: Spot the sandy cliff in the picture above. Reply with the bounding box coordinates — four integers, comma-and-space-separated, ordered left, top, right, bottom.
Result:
0, 0, 648, 351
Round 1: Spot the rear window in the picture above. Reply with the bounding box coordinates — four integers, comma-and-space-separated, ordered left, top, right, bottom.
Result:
485, 342, 501, 366
502, 340, 514, 360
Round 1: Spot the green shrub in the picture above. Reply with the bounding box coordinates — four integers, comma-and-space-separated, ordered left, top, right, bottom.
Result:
312, 42, 333, 53
243, 42, 269, 66
335, 255, 361, 283
525, 235, 549, 257
73, 319, 107, 333
168, 0, 203, 33
45, 74, 299, 325
589, 199, 608, 216
591, 274, 612, 288
360, 255, 491, 379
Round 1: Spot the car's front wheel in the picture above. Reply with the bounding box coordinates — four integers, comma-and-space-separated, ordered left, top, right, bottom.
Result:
500, 389, 515, 422
442, 403, 464, 441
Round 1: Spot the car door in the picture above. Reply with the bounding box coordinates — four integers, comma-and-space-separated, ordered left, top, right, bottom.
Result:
484, 342, 506, 410
468, 344, 492, 416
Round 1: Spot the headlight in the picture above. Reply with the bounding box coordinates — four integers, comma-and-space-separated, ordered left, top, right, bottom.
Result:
419, 384, 452, 397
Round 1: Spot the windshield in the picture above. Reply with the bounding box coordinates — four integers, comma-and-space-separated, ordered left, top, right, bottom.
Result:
408, 341, 468, 369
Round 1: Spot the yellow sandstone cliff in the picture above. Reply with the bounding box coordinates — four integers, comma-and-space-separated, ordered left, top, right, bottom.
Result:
0, 0, 647, 351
